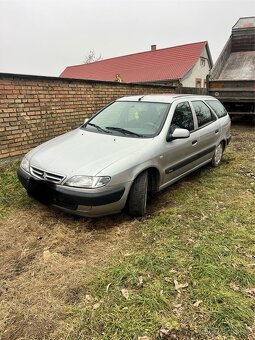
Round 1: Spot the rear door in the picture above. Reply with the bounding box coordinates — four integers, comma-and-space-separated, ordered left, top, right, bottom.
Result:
190, 100, 220, 162
205, 99, 231, 141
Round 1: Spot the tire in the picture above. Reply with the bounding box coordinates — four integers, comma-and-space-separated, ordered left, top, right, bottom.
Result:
211, 142, 224, 167
128, 171, 148, 217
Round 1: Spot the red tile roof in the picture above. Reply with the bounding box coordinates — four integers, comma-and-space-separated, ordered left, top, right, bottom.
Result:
60, 41, 209, 83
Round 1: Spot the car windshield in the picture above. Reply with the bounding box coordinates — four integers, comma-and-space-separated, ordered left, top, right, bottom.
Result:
83, 101, 170, 137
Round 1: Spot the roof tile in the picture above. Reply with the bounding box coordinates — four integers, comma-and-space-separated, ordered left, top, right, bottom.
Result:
60, 41, 207, 82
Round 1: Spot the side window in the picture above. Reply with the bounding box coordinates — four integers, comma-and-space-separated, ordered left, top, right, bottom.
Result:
205, 100, 227, 118
170, 102, 194, 132
192, 100, 216, 128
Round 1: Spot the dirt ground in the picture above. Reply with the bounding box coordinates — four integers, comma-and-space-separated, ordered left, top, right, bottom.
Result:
0, 117, 254, 340
0, 204, 142, 339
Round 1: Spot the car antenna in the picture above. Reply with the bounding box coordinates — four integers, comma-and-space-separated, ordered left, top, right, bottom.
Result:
138, 95, 145, 101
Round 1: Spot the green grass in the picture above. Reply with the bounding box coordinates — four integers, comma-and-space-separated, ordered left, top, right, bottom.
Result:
0, 161, 31, 217
68, 134, 255, 339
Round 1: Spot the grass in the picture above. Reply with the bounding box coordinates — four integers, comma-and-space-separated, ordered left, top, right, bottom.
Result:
0, 124, 254, 339
67, 128, 255, 339
0, 161, 31, 217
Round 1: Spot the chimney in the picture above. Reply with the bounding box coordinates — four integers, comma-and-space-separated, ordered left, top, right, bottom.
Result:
151, 44, 156, 51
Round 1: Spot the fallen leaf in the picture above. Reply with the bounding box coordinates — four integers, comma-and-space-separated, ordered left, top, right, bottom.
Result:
229, 283, 241, 291
121, 288, 129, 300
242, 252, 253, 258
138, 276, 144, 286
174, 280, 189, 293
106, 283, 112, 292
173, 303, 182, 308
42, 250, 51, 260
138, 337, 150, 340
200, 213, 208, 221
193, 300, 202, 307
159, 328, 171, 336
122, 252, 133, 257
85, 294, 93, 302
164, 277, 172, 283
160, 289, 164, 297
93, 302, 101, 310
243, 288, 255, 296
159, 328, 176, 338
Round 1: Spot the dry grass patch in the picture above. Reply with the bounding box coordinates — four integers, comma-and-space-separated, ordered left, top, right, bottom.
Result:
0, 204, 138, 339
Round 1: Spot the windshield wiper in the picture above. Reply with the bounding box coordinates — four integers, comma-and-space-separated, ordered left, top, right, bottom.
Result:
106, 126, 142, 137
86, 122, 110, 133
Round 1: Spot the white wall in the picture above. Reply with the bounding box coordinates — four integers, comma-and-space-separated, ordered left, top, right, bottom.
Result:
181, 46, 211, 87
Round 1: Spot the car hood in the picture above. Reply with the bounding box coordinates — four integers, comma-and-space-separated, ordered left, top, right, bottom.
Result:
28, 129, 153, 177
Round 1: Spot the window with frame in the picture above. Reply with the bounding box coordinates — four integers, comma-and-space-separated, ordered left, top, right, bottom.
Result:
200, 57, 206, 67
195, 79, 202, 88
170, 101, 194, 132
205, 100, 227, 118
192, 100, 216, 127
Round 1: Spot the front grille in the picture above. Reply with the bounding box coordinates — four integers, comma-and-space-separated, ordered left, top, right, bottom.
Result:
31, 166, 65, 184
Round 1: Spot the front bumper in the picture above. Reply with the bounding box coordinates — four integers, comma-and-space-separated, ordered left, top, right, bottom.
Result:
17, 167, 126, 217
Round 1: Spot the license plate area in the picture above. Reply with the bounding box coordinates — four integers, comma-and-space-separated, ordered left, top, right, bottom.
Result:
27, 178, 55, 205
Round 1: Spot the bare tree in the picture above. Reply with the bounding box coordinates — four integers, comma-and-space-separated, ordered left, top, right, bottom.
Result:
83, 49, 103, 64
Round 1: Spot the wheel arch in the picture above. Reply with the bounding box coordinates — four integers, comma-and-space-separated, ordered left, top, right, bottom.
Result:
129, 166, 160, 195
125, 166, 160, 216
220, 139, 226, 151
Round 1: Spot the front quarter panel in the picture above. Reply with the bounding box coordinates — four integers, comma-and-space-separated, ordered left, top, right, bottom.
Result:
97, 137, 164, 187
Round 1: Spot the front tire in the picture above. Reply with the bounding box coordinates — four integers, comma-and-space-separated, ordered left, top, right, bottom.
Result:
128, 171, 148, 217
211, 142, 224, 167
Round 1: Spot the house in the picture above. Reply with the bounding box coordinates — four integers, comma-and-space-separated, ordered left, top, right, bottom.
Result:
60, 41, 213, 88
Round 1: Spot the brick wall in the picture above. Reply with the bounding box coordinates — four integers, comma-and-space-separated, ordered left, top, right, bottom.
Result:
0, 73, 174, 161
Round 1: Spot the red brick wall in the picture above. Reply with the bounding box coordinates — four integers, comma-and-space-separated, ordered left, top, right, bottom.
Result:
0, 73, 174, 161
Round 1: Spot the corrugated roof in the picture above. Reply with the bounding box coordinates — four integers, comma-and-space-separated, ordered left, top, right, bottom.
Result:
60, 41, 208, 83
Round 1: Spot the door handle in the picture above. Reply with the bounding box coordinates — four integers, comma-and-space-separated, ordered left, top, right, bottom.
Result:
192, 140, 198, 146
215, 129, 219, 134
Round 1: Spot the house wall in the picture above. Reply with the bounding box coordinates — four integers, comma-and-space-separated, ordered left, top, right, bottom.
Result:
181, 46, 211, 87
0, 73, 174, 162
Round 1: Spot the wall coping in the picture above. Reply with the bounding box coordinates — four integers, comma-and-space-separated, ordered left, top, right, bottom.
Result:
0, 72, 175, 89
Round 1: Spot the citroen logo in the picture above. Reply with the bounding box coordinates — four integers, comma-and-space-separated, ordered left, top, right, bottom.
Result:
43, 172, 47, 180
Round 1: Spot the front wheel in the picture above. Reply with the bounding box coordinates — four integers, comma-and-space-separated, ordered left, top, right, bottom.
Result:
211, 142, 224, 167
128, 171, 148, 217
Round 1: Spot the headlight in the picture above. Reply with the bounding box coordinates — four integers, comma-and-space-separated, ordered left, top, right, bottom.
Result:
20, 157, 30, 173
65, 175, 111, 188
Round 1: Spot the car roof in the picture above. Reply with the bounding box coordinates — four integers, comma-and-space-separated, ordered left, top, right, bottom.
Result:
117, 94, 216, 104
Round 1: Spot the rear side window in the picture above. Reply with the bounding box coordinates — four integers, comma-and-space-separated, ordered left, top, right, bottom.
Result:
205, 100, 227, 118
192, 100, 216, 128
170, 101, 194, 132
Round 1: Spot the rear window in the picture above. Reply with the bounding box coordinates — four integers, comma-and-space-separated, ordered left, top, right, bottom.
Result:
205, 100, 227, 118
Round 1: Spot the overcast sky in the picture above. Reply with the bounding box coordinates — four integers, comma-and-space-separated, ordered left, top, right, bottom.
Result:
0, 0, 254, 77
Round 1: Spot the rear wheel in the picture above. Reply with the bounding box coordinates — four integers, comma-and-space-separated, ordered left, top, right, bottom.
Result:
128, 171, 148, 217
211, 142, 224, 167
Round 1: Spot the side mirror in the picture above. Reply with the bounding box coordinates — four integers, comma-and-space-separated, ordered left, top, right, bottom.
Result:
84, 118, 89, 124
166, 128, 190, 142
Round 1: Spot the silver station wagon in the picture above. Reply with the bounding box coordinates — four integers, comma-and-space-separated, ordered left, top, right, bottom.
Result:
18, 94, 231, 217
